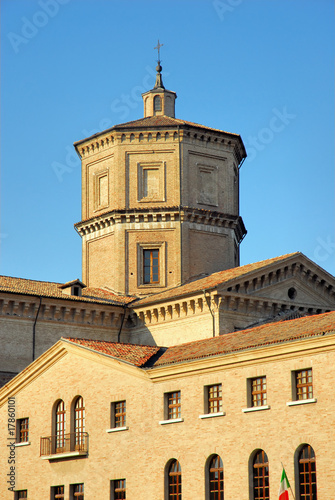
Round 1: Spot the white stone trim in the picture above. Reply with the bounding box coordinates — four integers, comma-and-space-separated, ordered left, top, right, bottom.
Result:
159, 418, 184, 425
106, 426, 129, 433
242, 405, 271, 413
15, 441, 31, 447
199, 411, 225, 419
41, 451, 87, 460
287, 398, 317, 407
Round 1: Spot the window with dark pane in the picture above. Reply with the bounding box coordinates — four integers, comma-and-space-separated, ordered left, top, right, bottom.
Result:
154, 95, 162, 111
253, 450, 269, 500
18, 418, 29, 443
74, 396, 85, 450
168, 459, 182, 500
115, 401, 126, 427
168, 391, 181, 419
55, 400, 66, 451
208, 384, 222, 413
296, 369, 313, 400
209, 454, 224, 500
251, 377, 267, 407
16, 492, 27, 499
143, 249, 159, 284
298, 445, 317, 500
113, 479, 126, 499
52, 486, 65, 500
73, 483, 84, 499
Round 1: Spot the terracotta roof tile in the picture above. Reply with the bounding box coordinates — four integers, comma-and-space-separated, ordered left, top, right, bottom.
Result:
152, 311, 335, 367
134, 252, 301, 306
64, 338, 160, 367
114, 116, 241, 136
0, 276, 136, 306
74, 115, 243, 146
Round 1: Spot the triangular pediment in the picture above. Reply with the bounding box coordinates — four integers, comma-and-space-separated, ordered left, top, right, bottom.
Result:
218, 253, 335, 311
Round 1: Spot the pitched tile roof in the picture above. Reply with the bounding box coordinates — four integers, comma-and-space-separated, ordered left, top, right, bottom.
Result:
113, 115, 241, 137
63, 312, 335, 369
64, 338, 161, 367
74, 115, 243, 146
0, 276, 136, 306
152, 311, 335, 367
134, 252, 301, 306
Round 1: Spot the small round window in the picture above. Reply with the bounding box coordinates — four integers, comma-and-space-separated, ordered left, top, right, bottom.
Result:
288, 287, 297, 300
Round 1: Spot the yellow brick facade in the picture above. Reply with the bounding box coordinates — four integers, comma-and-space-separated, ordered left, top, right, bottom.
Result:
0, 332, 334, 499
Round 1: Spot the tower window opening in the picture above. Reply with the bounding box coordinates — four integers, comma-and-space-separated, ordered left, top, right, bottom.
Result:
154, 95, 162, 112
143, 249, 160, 284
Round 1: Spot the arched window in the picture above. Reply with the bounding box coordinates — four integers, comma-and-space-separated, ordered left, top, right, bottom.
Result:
208, 454, 224, 500
252, 450, 269, 500
167, 459, 181, 500
154, 95, 162, 112
298, 445, 317, 499
55, 400, 66, 451
74, 396, 85, 449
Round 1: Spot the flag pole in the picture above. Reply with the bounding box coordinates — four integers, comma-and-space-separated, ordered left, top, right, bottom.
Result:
281, 462, 296, 500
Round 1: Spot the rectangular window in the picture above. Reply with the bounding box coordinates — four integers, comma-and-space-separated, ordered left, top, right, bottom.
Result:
114, 401, 126, 428
15, 492, 27, 499
207, 384, 222, 413
143, 249, 159, 284
17, 418, 29, 443
251, 377, 267, 407
167, 391, 181, 420
296, 369, 313, 400
51, 486, 64, 499
71, 484, 84, 500
111, 479, 126, 499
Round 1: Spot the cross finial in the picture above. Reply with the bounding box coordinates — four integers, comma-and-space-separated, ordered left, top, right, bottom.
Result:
154, 39, 163, 62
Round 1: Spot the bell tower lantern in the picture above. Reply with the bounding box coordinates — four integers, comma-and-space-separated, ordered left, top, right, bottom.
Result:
142, 41, 176, 118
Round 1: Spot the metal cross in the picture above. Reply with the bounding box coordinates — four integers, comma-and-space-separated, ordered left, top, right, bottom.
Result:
154, 39, 163, 61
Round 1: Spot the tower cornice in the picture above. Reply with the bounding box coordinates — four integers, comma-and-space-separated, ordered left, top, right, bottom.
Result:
74, 206, 246, 242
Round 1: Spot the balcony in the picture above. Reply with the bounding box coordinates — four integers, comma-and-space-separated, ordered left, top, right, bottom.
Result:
40, 432, 88, 460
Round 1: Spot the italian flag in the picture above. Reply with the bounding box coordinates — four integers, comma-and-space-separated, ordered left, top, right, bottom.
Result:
279, 468, 290, 500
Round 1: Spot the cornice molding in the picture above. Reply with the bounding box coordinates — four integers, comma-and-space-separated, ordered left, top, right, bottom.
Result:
0, 295, 126, 329
75, 124, 245, 164
219, 259, 335, 303
131, 289, 332, 329
146, 333, 335, 381
75, 207, 246, 242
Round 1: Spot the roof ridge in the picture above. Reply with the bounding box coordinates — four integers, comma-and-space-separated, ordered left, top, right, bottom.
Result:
0, 275, 63, 286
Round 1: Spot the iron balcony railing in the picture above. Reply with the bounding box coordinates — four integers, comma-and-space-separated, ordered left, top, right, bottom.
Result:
40, 432, 88, 456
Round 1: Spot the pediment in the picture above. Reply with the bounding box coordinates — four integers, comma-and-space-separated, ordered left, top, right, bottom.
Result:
249, 277, 334, 308
218, 253, 335, 311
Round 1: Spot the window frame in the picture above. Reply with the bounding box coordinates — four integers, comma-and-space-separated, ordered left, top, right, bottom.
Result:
251, 449, 270, 500
17, 417, 29, 443
207, 454, 224, 500
143, 248, 160, 284
55, 400, 66, 452
207, 384, 222, 414
112, 400, 126, 428
295, 369, 313, 401
166, 459, 182, 500
154, 95, 162, 112
137, 242, 166, 288
111, 479, 126, 499
296, 444, 317, 500
70, 483, 84, 500
167, 391, 181, 420
251, 376, 267, 407
51, 486, 65, 500
15, 492, 27, 500
74, 396, 85, 450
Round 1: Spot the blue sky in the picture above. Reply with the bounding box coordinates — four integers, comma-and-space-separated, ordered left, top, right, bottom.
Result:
1, 0, 334, 283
